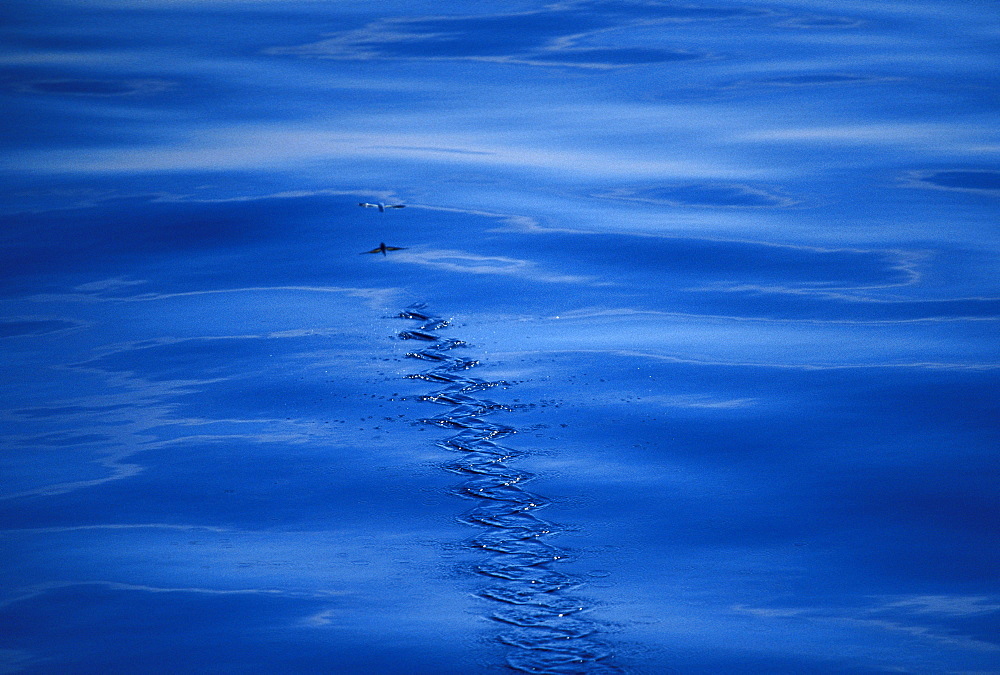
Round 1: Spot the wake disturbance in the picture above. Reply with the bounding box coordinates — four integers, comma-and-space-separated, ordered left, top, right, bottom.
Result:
395, 303, 621, 675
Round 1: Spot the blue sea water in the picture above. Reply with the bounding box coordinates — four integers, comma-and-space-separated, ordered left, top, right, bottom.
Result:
1, 1, 998, 673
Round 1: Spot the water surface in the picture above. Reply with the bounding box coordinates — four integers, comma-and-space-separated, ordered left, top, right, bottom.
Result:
1, 1, 998, 673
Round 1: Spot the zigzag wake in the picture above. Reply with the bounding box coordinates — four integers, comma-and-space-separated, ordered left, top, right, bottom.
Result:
396, 304, 621, 675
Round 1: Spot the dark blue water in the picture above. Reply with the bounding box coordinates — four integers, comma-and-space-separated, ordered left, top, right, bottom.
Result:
2, 1, 998, 673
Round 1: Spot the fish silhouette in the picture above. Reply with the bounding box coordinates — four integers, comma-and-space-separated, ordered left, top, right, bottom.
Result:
361, 242, 407, 256
359, 202, 406, 212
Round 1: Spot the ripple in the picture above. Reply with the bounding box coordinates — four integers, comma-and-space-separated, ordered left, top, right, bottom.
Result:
396, 302, 619, 673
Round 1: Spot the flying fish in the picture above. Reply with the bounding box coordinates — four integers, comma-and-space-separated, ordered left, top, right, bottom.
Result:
361, 242, 407, 256
359, 202, 405, 212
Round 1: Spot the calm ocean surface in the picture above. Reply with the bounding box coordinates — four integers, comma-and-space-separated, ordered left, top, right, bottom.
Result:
2, 1, 998, 673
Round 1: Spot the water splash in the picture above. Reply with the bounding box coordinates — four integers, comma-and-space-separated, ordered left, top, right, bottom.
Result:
395, 303, 621, 674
